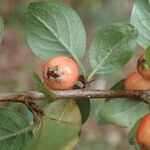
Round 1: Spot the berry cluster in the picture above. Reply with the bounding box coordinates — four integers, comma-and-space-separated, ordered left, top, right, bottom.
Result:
42, 54, 150, 150
125, 52, 150, 150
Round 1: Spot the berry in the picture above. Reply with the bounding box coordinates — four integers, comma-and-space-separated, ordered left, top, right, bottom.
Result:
136, 114, 150, 150
43, 56, 79, 90
124, 71, 150, 90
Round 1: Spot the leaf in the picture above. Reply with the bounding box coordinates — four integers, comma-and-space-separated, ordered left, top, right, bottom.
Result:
131, 0, 150, 48
110, 79, 124, 90
27, 100, 81, 150
24, 1, 86, 62
76, 98, 91, 124
0, 107, 33, 150
0, 18, 4, 43
89, 23, 138, 75
27, 117, 80, 150
34, 73, 53, 102
45, 100, 81, 124
98, 116, 110, 126
145, 46, 150, 68
128, 118, 142, 145
34, 72, 42, 84
135, 142, 142, 150
8, 103, 33, 122
99, 99, 149, 128
98, 80, 149, 128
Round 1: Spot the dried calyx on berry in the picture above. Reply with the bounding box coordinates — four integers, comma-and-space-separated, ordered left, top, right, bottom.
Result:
46, 66, 63, 82
137, 53, 150, 80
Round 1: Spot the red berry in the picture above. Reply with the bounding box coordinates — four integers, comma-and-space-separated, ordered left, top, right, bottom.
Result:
42, 56, 79, 90
124, 71, 150, 90
137, 53, 150, 80
136, 114, 150, 150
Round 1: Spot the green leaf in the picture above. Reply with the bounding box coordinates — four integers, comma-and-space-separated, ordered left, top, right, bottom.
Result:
24, 1, 86, 64
110, 79, 124, 90
98, 116, 110, 126
27, 100, 81, 150
76, 98, 91, 124
34, 72, 42, 84
0, 18, 4, 43
145, 46, 150, 68
36, 83, 53, 101
45, 100, 81, 124
135, 142, 141, 150
34, 73, 53, 102
0, 107, 33, 150
128, 118, 142, 145
89, 23, 138, 76
100, 80, 124, 110
99, 99, 149, 128
98, 80, 149, 128
27, 117, 80, 150
131, 0, 150, 48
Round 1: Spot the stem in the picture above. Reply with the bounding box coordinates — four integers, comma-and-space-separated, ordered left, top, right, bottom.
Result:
53, 90, 141, 100
0, 91, 45, 102
87, 67, 99, 82
0, 90, 150, 102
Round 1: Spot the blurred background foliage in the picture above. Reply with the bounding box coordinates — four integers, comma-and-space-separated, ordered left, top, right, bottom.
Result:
0, 0, 142, 149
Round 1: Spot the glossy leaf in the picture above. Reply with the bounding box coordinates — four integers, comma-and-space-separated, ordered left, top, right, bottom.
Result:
89, 23, 138, 75
131, 0, 150, 48
99, 80, 149, 128
76, 98, 91, 124
0, 107, 33, 150
0, 18, 4, 43
24, 1, 86, 62
145, 46, 150, 68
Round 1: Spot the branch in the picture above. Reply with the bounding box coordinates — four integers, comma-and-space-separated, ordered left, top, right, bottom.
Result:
0, 90, 150, 102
